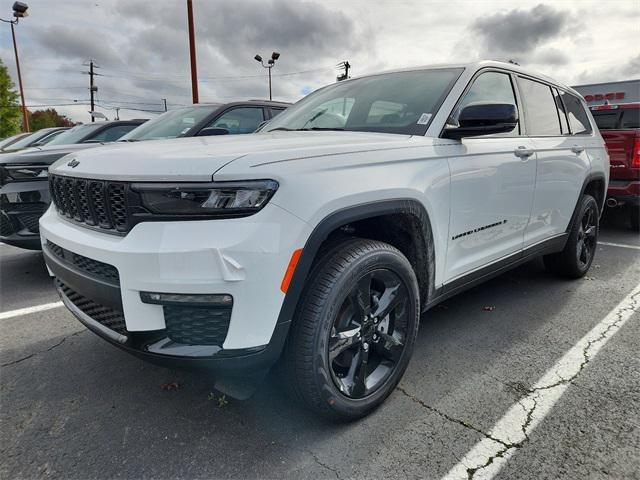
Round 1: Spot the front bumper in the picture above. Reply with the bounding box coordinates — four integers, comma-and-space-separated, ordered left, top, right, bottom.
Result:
40, 203, 311, 374
0, 179, 49, 249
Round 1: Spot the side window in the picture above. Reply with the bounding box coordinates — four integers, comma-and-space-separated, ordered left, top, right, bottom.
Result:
88, 125, 137, 142
517, 77, 562, 136
210, 107, 265, 134
552, 87, 570, 134
620, 109, 640, 129
559, 92, 592, 135
268, 108, 285, 119
455, 71, 520, 136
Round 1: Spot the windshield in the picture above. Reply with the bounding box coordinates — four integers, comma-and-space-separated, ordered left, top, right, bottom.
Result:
263, 68, 463, 136
3, 129, 58, 151
0, 133, 28, 149
45, 124, 103, 146
120, 106, 219, 141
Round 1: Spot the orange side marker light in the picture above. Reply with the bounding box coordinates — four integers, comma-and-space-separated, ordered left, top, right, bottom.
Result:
281, 248, 303, 293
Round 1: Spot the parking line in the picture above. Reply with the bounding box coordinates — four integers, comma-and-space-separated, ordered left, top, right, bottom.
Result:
440, 284, 640, 480
0, 301, 63, 320
599, 241, 640, 251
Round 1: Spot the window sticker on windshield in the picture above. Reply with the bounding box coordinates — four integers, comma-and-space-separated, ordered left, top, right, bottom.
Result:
417, 113, 432, 125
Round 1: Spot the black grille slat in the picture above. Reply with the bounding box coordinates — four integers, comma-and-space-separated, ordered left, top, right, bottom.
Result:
164, 305, 232, 346
50, 175, 131, 234
108, 184, 128, 231
56, 279, 127, 336
89, 181, 110, 228
76, 180, 94, 225
47, 240, 119, 284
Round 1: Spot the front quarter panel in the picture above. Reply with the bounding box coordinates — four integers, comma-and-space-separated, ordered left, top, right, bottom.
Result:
215, 136, 452, 288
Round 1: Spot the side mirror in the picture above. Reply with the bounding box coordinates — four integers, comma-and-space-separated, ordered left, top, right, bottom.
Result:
444, 103, 518, 140
196, 127, 229, 137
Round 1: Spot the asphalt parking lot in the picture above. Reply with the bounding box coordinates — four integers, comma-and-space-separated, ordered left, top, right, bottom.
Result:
1, 210, 638, 480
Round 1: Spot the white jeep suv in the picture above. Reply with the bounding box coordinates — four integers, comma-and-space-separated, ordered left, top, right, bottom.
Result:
40, 61, 608, 420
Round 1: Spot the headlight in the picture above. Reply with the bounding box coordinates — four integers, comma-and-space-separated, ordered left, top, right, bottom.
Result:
0, 164, 49, 183
132, 180, 279, 217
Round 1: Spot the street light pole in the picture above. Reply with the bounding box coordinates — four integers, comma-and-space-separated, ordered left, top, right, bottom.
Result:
2, 2, 30, 132
254, 52, 280, 101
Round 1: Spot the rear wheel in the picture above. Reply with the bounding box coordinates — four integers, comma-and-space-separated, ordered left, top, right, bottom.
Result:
283, 238, 420, 421
544, 194, 599, 279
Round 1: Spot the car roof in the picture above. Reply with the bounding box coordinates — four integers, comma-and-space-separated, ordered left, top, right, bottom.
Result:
343, 60, 580, 97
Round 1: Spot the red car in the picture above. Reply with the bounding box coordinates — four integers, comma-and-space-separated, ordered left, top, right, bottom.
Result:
590, 102, 640, 230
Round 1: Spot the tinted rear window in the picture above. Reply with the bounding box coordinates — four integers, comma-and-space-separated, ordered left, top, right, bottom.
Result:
591, 108, 640, 130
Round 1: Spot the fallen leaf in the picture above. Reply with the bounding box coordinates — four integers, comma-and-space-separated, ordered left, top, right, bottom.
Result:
160, 382, 181, 391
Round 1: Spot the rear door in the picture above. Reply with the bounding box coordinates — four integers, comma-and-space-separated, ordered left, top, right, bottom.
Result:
443, 70, 537, 282
519, 78, 591, 247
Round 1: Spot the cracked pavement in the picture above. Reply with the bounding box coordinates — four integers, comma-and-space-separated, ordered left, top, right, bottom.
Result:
1, 213, 639, 479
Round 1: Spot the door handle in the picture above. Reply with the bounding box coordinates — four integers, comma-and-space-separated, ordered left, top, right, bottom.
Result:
514, 146, 534, 159
571, 145, 585, 154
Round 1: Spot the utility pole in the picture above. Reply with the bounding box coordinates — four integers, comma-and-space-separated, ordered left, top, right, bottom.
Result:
10, 22, 28, 131
84, 60, 99, 122
186, 0, 199, 103
337, 61, 350, 81
163, 98, 168, 112
2, 2, 31, 132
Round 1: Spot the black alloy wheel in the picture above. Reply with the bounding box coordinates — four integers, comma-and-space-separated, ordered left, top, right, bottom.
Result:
283, 238, 420, 421
328, 269, 409, 399
544, 194, 599, 279
576, 203, 597, 269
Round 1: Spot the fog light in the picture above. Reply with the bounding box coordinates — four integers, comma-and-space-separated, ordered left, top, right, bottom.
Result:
140, 292, 233, 307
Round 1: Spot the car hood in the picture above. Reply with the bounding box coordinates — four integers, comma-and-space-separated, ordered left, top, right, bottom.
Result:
0, 143, 105, 166
49, 131, 435, 181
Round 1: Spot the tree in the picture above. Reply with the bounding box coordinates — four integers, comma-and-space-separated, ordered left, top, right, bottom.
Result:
0, 58, 22, 137
29, 109, 76, 130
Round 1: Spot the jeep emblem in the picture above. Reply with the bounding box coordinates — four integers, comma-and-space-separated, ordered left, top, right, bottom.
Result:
67, 159, 80, 168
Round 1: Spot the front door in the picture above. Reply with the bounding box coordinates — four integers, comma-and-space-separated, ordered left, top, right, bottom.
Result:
441, 70, 537, 283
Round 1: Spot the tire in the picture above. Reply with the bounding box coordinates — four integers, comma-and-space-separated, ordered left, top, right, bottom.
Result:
282, 238, 420, 421
543, 194, 599, 279
629, 206, 640, 232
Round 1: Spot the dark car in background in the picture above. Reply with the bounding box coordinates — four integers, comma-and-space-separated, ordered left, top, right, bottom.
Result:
0, 119, 146, 249
591, 102, 640, 230
119, 100, 290, 141
0, 127, 69, 153
0, 100, 290, 250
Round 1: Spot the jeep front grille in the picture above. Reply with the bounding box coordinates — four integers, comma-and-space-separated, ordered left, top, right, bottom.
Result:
49, 175, 131, 234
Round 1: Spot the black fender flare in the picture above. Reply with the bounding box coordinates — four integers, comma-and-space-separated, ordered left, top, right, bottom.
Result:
567, 172, 607, 232
265, 199, 436, 360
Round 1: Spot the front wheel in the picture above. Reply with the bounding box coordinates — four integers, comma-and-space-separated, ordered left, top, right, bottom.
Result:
283, 238, 420, 421
544, 194, 599, 278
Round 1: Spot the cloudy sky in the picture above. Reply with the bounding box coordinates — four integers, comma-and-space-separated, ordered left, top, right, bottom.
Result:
1, 0, 638, 123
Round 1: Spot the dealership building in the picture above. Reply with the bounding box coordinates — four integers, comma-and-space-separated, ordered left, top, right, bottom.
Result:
572, 79, 640, 106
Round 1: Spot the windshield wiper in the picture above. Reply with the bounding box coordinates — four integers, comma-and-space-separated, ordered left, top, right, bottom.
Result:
295, 127, 345, 131
268, 127, 295, 132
